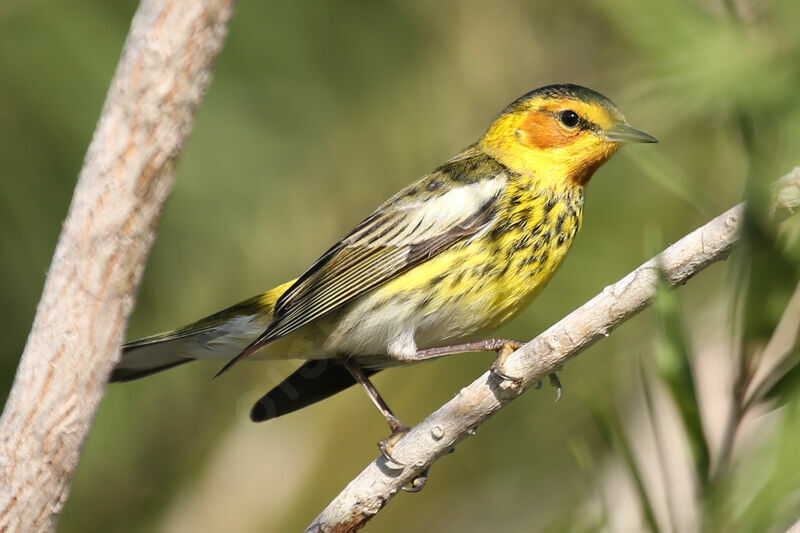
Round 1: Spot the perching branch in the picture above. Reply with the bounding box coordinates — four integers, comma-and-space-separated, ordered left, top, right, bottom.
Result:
307, 167, 800, 533
0, 1, 235, 531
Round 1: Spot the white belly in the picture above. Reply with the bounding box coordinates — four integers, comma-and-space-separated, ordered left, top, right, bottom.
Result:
319, 287, 498, 361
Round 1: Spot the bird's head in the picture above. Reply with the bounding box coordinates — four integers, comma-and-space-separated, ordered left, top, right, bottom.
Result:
480, 84, 656, 187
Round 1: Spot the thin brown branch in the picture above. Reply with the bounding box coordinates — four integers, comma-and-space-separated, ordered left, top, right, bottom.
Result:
0, 1, 235, 531
307, 167, 800, 532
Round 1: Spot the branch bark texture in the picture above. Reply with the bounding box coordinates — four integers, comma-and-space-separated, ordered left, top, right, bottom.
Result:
0, 1, 235, 531
307, 168, 800, 532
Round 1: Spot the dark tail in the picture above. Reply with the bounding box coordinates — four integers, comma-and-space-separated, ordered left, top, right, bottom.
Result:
111, 356, 193, 382
111, 335, 199, 383
250, 359, 381, 422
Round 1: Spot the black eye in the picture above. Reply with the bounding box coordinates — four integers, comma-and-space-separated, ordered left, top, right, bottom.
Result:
559, 110, 580, 128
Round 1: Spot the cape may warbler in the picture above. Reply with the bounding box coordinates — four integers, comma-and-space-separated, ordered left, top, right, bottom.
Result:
114, 84, 656, 460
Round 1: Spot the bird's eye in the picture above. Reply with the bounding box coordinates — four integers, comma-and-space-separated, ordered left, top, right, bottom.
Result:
559, 110, 580, 128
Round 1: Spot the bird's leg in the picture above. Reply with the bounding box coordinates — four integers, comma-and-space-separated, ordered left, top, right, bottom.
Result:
411, 338, 562, 400
341, 358, 450, 490
411, 338, 523, 379
408, 338, 523, 361
340, 357, 409, 467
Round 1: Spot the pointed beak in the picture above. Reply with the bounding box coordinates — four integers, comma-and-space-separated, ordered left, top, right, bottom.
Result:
604, 123, 658, 144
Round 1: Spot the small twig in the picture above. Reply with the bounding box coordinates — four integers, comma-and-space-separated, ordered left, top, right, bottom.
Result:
743, 280, 800, 410
307, 167, 800, 532
0, 2, 235, 532
713, 170, 800, 478
714, 279, 800, 478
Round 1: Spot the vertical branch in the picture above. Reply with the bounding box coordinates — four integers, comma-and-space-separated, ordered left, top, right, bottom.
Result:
0, 1, 235, 531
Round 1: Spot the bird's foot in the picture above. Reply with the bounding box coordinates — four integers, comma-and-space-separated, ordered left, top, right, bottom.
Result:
401, 445, 456, 493
379, 420, 410, 468
531, 373, 564, 401
489, 342, 564, 402
489, 341, 524, 383
402, 467, 430, 493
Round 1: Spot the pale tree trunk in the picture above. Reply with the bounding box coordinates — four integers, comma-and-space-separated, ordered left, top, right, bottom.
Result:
0, 1, 235, 531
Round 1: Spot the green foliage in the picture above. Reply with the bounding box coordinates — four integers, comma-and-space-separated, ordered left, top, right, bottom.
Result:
736, 212, 799, 347
652, 268, 710, 488
591, 405, 662, 533
587, 30, 800, 528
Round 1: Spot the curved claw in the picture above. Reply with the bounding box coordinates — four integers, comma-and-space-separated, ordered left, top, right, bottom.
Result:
489, 365, 523, 383
488, 341, 524, 384
379, 444, 405, 468
549, 372, 563, 402
378, 426, 410, 468
402, 468, 430, 493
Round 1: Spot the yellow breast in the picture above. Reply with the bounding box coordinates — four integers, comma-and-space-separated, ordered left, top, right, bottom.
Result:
368, 176, 584, 344
258, 174, 585, 358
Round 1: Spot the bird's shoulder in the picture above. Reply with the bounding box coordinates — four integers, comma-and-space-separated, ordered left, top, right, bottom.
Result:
379, 144, 516, 212
336, 146, 512, 252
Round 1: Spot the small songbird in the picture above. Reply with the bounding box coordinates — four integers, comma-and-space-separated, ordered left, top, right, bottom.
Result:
113, 84, 656, 461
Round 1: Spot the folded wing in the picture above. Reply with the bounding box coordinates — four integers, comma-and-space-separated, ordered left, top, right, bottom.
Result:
216, 166, 508, 375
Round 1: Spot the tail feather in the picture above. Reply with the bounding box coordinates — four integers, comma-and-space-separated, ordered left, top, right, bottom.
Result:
111, 319, 265, 383
111, 332, 205, 383
113, 283, 382, 422
111, 353, 193, 382
250, 359, 381, 422
112, 296, 278, 383
113, 284, 295, 383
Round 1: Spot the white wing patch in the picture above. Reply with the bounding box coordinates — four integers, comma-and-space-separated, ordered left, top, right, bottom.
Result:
354, 176, 507, 249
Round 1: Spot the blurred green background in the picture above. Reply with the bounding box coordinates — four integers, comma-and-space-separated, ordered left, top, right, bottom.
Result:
3, 0, 800, 531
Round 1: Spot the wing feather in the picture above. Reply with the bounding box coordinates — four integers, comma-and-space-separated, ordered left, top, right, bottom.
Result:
268, 179, 505, 339
215, 154, 510, 376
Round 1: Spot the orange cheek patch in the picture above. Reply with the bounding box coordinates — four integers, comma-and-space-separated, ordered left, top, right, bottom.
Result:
517, 111, 575, 149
